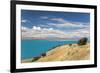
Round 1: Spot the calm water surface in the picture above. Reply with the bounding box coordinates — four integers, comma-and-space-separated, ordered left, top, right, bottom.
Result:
21, 39, 77, 60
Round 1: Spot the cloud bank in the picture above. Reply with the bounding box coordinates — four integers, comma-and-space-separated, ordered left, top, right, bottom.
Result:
21, 17, 90, 40
22, 26, 89, 40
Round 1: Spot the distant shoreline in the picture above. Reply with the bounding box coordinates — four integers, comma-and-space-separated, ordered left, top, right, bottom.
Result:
21, 37, 89, 41
21, 38, 90, 42
21, 38, 79, 41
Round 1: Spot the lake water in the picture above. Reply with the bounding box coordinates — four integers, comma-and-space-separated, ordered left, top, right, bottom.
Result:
21, 39, 77, 60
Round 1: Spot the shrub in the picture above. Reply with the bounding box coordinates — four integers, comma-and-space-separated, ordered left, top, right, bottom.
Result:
32, 57, 40, 62
77, 37, 88, 46
41, 53, 46, 57
69, 44, 72, 46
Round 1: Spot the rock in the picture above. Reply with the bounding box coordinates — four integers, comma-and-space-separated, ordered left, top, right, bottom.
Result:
77, 37, 88, 46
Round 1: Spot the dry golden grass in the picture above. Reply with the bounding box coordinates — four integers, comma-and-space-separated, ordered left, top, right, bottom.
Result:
36, 43, 90, 62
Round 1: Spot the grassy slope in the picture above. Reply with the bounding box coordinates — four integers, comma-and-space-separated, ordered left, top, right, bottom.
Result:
22, 43, 90, 63
37, 44, 90, 62
36, 43, 90, 62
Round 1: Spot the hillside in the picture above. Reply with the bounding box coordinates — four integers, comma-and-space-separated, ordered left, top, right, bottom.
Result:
22, 43, 90, 63
36, 43, 90, 62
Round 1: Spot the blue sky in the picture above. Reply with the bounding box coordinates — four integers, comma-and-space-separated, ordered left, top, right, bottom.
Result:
21, 10, 90, 40
21, 10, 90, 28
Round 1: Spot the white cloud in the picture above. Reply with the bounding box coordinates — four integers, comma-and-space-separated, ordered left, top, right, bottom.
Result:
55, 22, 89, 28
50, 18, 66, 23
48, 28, 53, 30
21, 25, 89, 40
21, 17, 90, 40
21, 19, 27, 23
22, 26, 29, 30
39, 17, 89, 29
40, 16, 48, 19
67, 27, 90, 38
32, 26, 41, 30
22, 26, 69, 39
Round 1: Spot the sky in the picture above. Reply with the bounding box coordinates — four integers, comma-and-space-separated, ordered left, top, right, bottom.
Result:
21, 10, 90, 40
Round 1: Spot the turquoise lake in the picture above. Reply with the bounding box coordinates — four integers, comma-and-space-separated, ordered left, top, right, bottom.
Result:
21, 40, 77, 60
